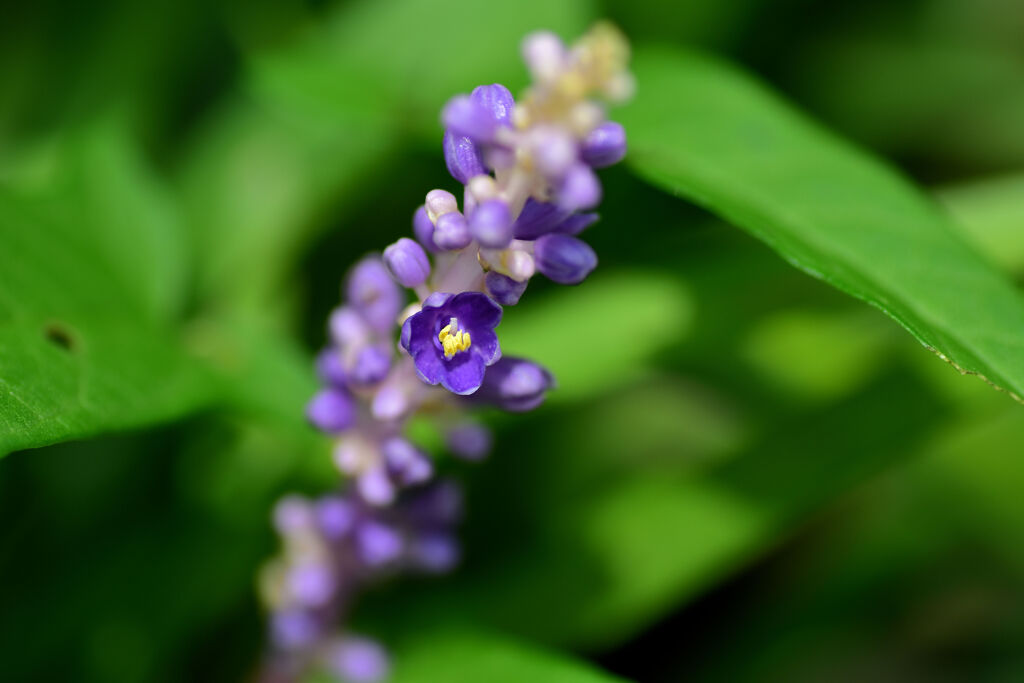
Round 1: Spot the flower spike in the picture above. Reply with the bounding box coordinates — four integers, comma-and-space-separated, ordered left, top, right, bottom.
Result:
260, 23, 632, 682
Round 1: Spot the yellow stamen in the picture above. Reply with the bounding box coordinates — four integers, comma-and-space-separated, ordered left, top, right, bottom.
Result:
438, 318, 472, 359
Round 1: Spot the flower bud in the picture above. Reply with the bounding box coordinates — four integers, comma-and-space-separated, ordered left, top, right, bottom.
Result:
287, 561, 334, 607
485, 271, 528, 305
315, 347, 346, 386
443, 130, 486, 184
469, 198, 513, 248
413, 205, 439, 253
581, 121, 626, 168
557, 163, 602, 211
433, 212, 471, 250
442, 95, 498, 142
411, 533, 459, 573
347, 258, 403, 333
446, 423, 492, 461
348, 344, 392, 387
382, 436, 433, 486
306, 387, 356, 433
358, 465, 396, 507
271, 610, 319, 650
534, 234, 598, 285
316, 497, 355, 540
530, 125, 577, 179
329, 306, 369, 349
324, 637, 391, 683
371, 377, 410, 421
471, 83, 515, 125
383, 237, 431, 287
522, 31, 566, 82
355, 519, 402, 566
273, 495, 313, 535
512, 198, 571, 239
473, 356, 555, 412
556, 212, 599, 236
425, 189, 459, 222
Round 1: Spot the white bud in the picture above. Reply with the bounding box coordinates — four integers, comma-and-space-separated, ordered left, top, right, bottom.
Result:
569, 102, 605, 137
522, 31, 566, 83
504, 249, 536, 281
604, 72, 636, 102
530, 125, 577, 178
425, 189, 459, 222
468, 175, 498, 203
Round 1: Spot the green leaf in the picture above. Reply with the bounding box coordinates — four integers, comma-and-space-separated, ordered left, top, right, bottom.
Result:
619, 47, 1024, 402
0, 126, 214, 455
937, 173, 1024, 276
385, 627, 626, 683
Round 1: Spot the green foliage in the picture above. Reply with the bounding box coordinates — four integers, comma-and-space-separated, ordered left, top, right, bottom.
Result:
0, 124, 214, 454
3, 0, 1024, 680
386, 627, 627, 683
621, 46, 1024, 401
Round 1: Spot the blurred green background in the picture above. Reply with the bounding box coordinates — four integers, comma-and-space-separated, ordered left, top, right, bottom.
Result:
2, 0, 1024, 681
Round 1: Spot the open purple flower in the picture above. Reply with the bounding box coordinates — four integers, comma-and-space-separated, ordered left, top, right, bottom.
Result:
400, 292, 502, 395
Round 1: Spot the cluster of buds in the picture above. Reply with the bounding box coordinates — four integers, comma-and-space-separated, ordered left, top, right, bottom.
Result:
260, 23, 631, 682
259, 483, 461, 682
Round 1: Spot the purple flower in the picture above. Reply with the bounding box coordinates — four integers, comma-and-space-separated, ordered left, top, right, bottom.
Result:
356, 519, 403, 567
348, 344, 392, 387
400, 292, 503, 395
472, 356, 555, 412
469, 198, 513, 248
446, 422, 492, 461
315, 347, 346, 386
441, 84, 514, 150
383, 237, 431, 287
413, 205, 439, 253
581, 121, 626, 168
347, 258, 403, 334
316, 497, 355, 540
273, 495, 313, 535
324, 636, 391, 683
433, 212, 471, 250
271, 609, 320, 650
287, 561, 335, 607
307, 387, 357, 434
358, 464, 396, 506
558, 163, 602, 211
382, 436, 433, 486
470, 83, 515, 125
512, 198, 572, 239
484, 271, 528, 306
534, 234, 598, 285
443, 130, 487, 184
511, 199, 597, 239
411, 533, 460, 572
556, 212, 599, 236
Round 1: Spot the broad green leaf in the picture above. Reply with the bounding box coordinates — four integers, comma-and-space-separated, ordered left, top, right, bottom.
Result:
793, 37, 1024, 169
937, 173, 1024, 276
620, 47, 1024, 402
0, 127, 214, 455
4, 121, 188, 321
384, 628, 626, 683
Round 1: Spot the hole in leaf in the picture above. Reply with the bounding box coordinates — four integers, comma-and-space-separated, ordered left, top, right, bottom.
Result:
44, 322, 77, 352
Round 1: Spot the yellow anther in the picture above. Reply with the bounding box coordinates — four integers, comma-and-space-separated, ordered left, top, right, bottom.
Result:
438, 318, 472, 359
